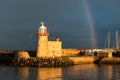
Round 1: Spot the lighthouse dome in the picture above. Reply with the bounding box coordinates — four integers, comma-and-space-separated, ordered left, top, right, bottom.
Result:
39, 22, 47, 33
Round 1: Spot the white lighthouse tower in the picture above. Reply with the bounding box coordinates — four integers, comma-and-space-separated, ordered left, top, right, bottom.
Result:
36, 22, 49, 57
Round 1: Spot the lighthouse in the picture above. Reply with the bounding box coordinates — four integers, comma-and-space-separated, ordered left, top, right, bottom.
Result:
36, 22, 49, 57
36, 22, 62, 58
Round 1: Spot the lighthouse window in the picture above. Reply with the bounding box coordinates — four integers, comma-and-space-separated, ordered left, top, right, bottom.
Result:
44, 29, 47, 32
39, 29, 42, 32
40, 29, 42, 32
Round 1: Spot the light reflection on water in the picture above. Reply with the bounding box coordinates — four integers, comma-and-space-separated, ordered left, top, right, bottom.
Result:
0, 64, 120, 80
36, 68, 62, 80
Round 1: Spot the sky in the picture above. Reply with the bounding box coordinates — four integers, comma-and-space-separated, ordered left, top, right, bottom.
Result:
0, 0, 120, 50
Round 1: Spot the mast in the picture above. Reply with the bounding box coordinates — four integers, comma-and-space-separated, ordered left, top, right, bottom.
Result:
108, 32, 110, 49
116, 30, 119, 49
29, 34, 32, 50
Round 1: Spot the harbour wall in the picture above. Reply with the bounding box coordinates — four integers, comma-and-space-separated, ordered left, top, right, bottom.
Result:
99, 57, 120, 64
68, 57, 96, 64
0, 49, 120, 65
62, 48, 84, 56
0, 48, 85, 57
68, 57, 120, 64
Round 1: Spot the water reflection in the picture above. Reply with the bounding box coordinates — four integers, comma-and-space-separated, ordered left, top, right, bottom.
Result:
36, 68, 62, 80
107, 65, 113, 80
62, 64, 98, 80
13, 64, 120, 80
15, 67, 30, 80
62, 64, 120, 80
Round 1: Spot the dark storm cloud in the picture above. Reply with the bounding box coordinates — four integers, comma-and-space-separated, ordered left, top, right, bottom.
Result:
0, 0, 120, 49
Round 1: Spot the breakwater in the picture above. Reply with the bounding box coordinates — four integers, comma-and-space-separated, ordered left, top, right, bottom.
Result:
99, 57, 120, 64
1, 55, 120, 67
68, 57, 95, 64
68, 56, 120, 64
0, 50, 120, 67
12, 57, 74, 67
12, 57, 120, 67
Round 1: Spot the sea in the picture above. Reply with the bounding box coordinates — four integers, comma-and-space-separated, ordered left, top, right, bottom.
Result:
0, 64, 120, 80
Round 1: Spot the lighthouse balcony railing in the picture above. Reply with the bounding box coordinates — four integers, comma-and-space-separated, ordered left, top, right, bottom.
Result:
37, 32, 49, 36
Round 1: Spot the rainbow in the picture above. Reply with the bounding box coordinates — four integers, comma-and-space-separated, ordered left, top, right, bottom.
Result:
83, 0, 98, 48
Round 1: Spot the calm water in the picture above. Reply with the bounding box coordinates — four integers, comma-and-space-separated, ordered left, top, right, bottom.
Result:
0, 64, 120, 80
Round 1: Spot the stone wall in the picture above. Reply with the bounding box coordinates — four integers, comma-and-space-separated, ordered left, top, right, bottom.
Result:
15, 51, 30, 59
99, 57, 120, 64
62, 48, 85, 56
69, 57, 95, 64
48, 41, 62, 57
